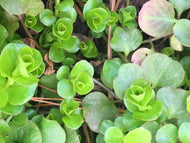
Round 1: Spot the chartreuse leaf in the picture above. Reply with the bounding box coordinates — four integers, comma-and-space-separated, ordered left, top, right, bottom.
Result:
157, 87, 189, 119
82, 92, 119, 132
156, 124, 178, 143
86, 7, 109, 33
169, 0, 190, 17
114, 116, 127, 133
138, 0, 176, 37
1, 104, 24, 115
119, 6, 137, 28
17, 121, 42, 143
0, 24, 8, 45
110, 27, 142, 56
25, 15, 37, 28
142, 53, 185, 88
73, 72, 94, 95
60, 99, 79, 115
62, 114, 83, 130
161, 47, 174, 56
124, 127, 151, 143
99, 120, 114, 135
64, 124, 80, 143
79, 39, 98, 58
178, 122, 190, 143
141, 121, 160, 143
56, 36, 80, 53
0, 135, 4, 143
57, 79, 75, 98
38, 118, 66, 143
70, 60, 94, 79
101, 58, 122, 89
83, 0, 103, 19
52, 18, 73, 41
0, 89, 8, 108
0, 0, 44, 16
173, 19, 190, 47
104, 127, 124, 143
113, 63, 144, 99
56, 65, 70, 80
107, 11, 118, 26
49, 45, 65, 63
39, 9, 56, 26
170, 35, 183, 51
187, 96, 190, 112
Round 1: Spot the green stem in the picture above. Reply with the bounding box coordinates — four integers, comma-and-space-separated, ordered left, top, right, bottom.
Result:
127, 0, 130, 6
6, 115, 13, 123
55, 0, 61, 17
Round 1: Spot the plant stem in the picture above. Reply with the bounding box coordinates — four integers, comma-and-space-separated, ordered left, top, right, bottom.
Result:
74, 3, 84, 19
142, 37, 161, 44
6, 115, 13, 123
126, 0, 130, 6
17, 15, 44, 51
55, 0, 60, 17
92, 78, 119, 100
83, 124, 91, 143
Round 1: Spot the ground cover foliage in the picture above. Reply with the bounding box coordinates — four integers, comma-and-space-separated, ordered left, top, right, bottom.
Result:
0, 0, 190, 142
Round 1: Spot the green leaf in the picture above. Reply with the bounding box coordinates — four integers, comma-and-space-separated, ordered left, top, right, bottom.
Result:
173, 19, 190, 47
83, 0, 103, 19
54, 0, 74, 11
104, 127, 124, 143
0, 0, 44, 16
56, 36, 80, 53
101, 58, 122, 89
107, 11, 118, 26
178, 122, 190, 143
96, 134, 105, 143
60, 99, 79, 115
187, 96, 190, 112
17, 121, 42, 143
1, 104, 24, 115
86, 7, 109, 33
141, 53, 185, 88
70, 60, 94, 79
110, 27, 142, 56
169, 0, 190, 17
79, 39, 98, 58
57, 79, 75, 98
82, 92, 119, 132
157, 87, 189, 119
0, 119, 10, 135
161, 47, 175, 56
62, 114, 83, 130
2, 12, 19, 36
156, 124, 178, 143
73, 72, 94, 95
180, 56, 190, 79
58, 8, 77, 23
38, 118, 66, 143
114, 116, 128, 133
39, 9, 56, 26
0, 24, 8, 45
52, 18, 73, 41
0, 135, 5, 143
113, 63, 144, 99
8, 83, 37, 105
141, 121, 160, 143
25, 15, 37, 28
49, 45, 65, 63
56, 65, 70, 80
99, 120, 114, 135
64, 124, 80, 143
124, 127, 151, 143
0, 89, 8, 108
123, 110, 145, 131
12, 112, 28, 127
138, 0, 176, 37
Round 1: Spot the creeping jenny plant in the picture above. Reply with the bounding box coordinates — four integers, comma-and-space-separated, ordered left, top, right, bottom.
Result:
1, 0, 190, 142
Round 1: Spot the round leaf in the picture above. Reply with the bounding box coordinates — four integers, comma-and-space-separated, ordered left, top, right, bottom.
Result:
82, 92, 119, 132
1, 104, 24, 115
173, 19, 190, 47
104, 127, 124, 143
178, 122, 190, 143
138, 0, 176, 37
110, 27, 142, 56
156, 124, 178, 143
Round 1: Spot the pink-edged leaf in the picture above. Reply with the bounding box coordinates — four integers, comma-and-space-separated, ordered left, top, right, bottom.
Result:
131, 48, 153, 65
138, 0, 176, 37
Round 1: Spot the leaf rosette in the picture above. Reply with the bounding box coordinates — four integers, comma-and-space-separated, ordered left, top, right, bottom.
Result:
124, 79, 162, 121
86, 7, 109, 33
52, 18, 73, 41
25, 15, 37, 28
